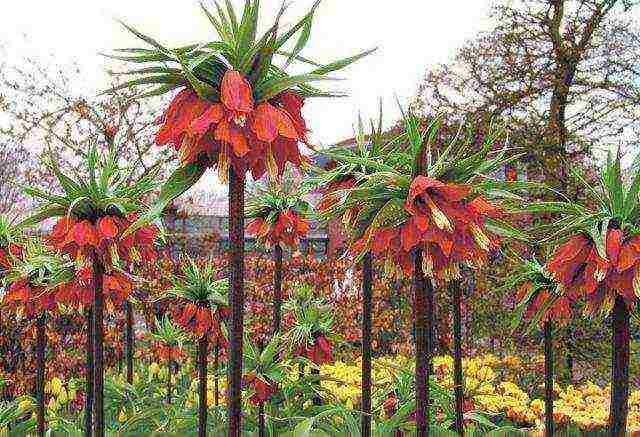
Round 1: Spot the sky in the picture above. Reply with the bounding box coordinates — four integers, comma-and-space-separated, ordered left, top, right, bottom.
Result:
1, 0, 494, 146
1, 0, 494, 200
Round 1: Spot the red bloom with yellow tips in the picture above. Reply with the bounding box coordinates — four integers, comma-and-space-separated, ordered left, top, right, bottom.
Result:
546, 229, 639, 313
353, 176, 503, 280
246, 209, 310, 249
156, 70, 306, 180
246, 178, 311, 249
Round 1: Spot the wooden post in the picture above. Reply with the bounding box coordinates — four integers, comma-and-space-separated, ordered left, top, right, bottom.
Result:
84, 307, 93, 437
273, 244, 283, 334
544, 320, 554, 437
413, 249, 431, 436
125, 300, 134, 385
198, 336, 209, 437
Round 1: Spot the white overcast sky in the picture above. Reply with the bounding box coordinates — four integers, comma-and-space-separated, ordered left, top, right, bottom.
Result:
1, 0, 495, 147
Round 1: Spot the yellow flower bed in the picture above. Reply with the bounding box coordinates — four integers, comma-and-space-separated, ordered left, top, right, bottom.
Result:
318, 354, 640, 433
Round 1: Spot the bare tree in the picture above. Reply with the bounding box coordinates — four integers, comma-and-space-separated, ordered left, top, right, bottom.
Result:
0, 47, 176, 203
413, 0, 640, 188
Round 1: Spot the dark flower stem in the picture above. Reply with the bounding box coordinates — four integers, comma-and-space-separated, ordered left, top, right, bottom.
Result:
258, 403, 266, 437
227, 167, 245, 437
544, 320, 554, 437
273, 243, 283, 334
167, 358, 172, 405
609, 296, 630, 437
125, 300, 134, 385
92, 258, 105, 437
84, 307, 93, 437
36, 314, 46, 437
361, 251, 373, 437
214, 341, 219, 407
451, 280, 464, 435
413, 249, 432, 436
198, 336, 209, 437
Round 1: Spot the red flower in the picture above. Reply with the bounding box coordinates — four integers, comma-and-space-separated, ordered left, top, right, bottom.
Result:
175, 302, 227, 340
244, 373, 278, 405
103, 273, 133, 305
547, 229, 640, 312
97, 216, 119, 242
156, 70, 306, 179
246, 209, 310, 249
296, 334, 334, 365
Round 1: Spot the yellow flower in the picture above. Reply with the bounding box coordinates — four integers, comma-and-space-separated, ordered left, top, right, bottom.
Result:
18, 398, 32, 412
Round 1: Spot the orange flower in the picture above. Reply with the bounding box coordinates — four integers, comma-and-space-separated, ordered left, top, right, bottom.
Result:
547, 229, 639, 312
156, 70, 306, 179
246, 209, 309, 249
355, 176, 500, 279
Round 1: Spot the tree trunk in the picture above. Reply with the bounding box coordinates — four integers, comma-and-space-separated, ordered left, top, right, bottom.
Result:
361, 251, 373, 437
450, 280, 464, 435
413, 249, 432, 436
609, 296, 630, 437
84, 307, 93, 437
544, 321, 554, 437
125, 300, 134, 385
35, 314, 46, 437
273, 243, 283, 334
92, 259, 105, 437
198, 336, 209, 437
227, 167, 245, 437
214, 341, 219, 407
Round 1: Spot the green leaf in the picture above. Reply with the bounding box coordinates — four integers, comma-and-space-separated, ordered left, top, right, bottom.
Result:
18, 206, 67, 229
293, 417, 315, 437
117, 20, 174, 57
309, 47, 377, 75
122, 163, 207, 237
254, 74, 340, 102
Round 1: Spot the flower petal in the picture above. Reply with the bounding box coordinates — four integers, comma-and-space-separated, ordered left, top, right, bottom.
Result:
221, 70, 254, 113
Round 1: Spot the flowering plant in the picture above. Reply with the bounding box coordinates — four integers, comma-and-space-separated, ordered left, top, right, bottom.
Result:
528, 151, 640, 315
1, 240, 76, 318
285, 283, 334, 366
320, 109, 527, 279
164, 256, 229, 341
507, 257, 572, 330
242, 335, 284, 405
19, 143, 160, 306
245, 177, 311, 249
107, 0, 374, 229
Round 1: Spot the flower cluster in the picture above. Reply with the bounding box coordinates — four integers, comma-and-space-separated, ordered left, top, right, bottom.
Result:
357, 176, 502, 279
47, 214, 158, 268
246, 209, 310, 249
516, 281, 572, 326
244, 372, 278, 405
174, 302, 229, 340
156, 70, 307, 180
295, 334, 334, 366
547, 230, 640, 315
45, 214, 158, 306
